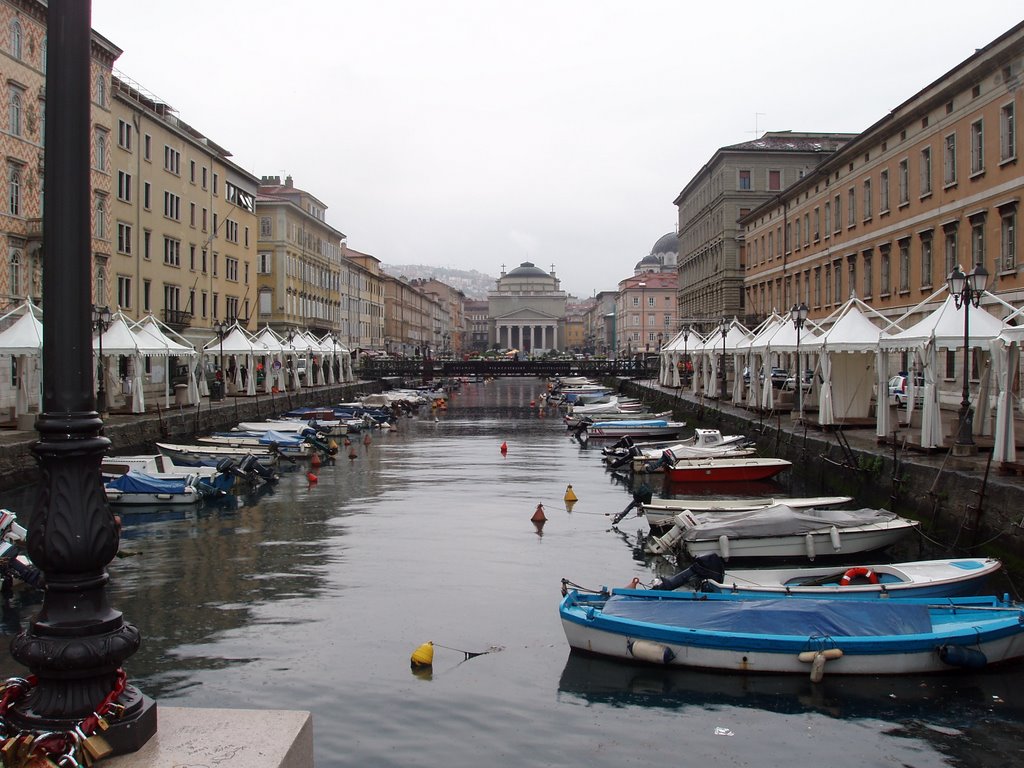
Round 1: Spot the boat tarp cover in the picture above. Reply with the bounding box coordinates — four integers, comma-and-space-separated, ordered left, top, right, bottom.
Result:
106, 471, 190, 494
602, 596, 932, 637
593, 419, 669, 428
682, 505, 899, 541
257, 430, 304, 446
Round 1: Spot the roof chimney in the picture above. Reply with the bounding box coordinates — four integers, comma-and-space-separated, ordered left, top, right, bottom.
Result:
285, 175, 293, 188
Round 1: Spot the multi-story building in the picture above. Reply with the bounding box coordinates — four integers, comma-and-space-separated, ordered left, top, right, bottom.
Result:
111, 75, 259, 351
411, 278, 465, 356
0, 1, 122, 314
616, 271, 677, 359
674, 132, 855, 327
741, 21, 1024, 361
382, 273, 438, 357
344, 248, 385, 353
463, 299, 489, 353
256, 175, 345, 340
488, 262, 567, 354
586, 290, 618, 357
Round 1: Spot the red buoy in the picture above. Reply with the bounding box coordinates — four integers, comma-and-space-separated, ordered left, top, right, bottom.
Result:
363, 432, 372, 446
311, 452, 322, 467
307, 472, 318, 483
531, 503, 547, 523
500, 441, 508, 455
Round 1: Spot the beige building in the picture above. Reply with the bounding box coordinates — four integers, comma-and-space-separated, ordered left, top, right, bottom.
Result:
0, 0, 121, 314
111, 76, 259, 351
256, 175, 345, 340
411, 278, 465, 356
382, 273, 438, 357
463, 299, 489, 353
742, 20, 1024, 341
674, 132, 855, 327
344, 248, 385, 352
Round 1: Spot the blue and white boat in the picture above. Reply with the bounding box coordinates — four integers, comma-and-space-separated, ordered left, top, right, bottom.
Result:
104, 470, 235, 506
559, 587, 1024, 676
198, 430, 314, 458
576, 418, 688, 440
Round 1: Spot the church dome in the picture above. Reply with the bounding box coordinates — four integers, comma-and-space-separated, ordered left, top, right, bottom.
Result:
650, 232, 679, 257
633, 253, 662, 272
506, 261, 549, 278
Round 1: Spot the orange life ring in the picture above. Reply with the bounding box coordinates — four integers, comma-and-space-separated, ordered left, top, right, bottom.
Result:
839, 567, 879, 586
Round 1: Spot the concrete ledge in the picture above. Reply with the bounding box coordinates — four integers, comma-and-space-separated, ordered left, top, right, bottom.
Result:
105, 707, 313, 768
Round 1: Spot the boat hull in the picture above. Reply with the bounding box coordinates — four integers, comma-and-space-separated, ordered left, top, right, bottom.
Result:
560, 591, 1024, 675
665, 459, 790, 483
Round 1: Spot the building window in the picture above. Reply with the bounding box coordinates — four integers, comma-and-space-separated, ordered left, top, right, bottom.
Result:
898, 159, 909, 205
94, 195, 106, 239
258, 251, 272, 274
944, 227, 958, 275
1001, 102, 1016, 162
943, 133, 957, 186
8, 164, 21, 216
95, 130, 107, 172
95, 264, 106, 306
163, 191, 180, 221
163, 146, 181, 175
970, 120, 984, 175
189, 202, 196, 227
813, 268, 821, 307
260, 217, 272, 237
833, 260, 842, 302
190, 160, 196, 183
201, 167, 207, 189
225, 219, 239, 243
163, 237, 181, 267
803, 213, 809, 246
96, 74, 106, 107
189, 244, 196, 270
921, 235, 933, 287
863, 178, 872, 220
767, 169, 781, 191
794, 218, 801, 249
847, 255, 857, 297
971, 217, 985, 265
824, 202, 831, 237
833, 194, 841, 233
899, 240, 910, 292
862, 250, 873, 298
143, 230, 151, 260
1001, 210, 1017, 271
143, 181, 151, 210
9, 250, 21, 296
117, 275, 132, 309
9, 19, 22, 60
879, 169, 889, 213
226, 256, 239, 281
143, 279, 151, 312
117, 171, 131, 203
8, 87, 22, 136
920, 146, 932, 196
813, 207, 820, 242
143, 134, 151, 161
880, 246, 891, 295
117, 222, 132, 255
847, 187, 856, 227
738, 170, 751, 190
117, 119, 132, 150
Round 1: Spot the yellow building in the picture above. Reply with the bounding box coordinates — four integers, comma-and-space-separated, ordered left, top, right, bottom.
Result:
111, 74, 259, 350
256, 175, 345, 339
344, 248, 385, 352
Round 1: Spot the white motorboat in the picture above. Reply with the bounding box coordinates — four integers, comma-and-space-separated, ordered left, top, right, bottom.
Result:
645, 504, 919, 561
156, 441, 280, 467
637, 495, 854, 531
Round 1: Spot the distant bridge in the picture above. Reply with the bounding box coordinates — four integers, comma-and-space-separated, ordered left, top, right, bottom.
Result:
359, 358, 656, 381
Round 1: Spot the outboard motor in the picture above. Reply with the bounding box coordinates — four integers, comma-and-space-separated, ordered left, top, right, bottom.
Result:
610, 485, 654, 524
238, 454, 280, 485
608, 445, 640, 470
652, 553, 726, 591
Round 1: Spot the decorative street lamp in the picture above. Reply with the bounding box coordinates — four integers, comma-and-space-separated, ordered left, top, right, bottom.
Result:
791, 302, 809, 421
946, 262, 989, 453
214, 319, 228, 400
92, 304, 111, 414
719, 317, 729, 401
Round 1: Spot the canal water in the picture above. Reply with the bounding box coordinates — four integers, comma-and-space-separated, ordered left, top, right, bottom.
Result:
2, 378, 1024, 767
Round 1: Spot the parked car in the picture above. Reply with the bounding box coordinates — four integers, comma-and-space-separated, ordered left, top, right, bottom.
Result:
758, 367, 790, 388
783, 370, 815, 392
888, 373, 925, 407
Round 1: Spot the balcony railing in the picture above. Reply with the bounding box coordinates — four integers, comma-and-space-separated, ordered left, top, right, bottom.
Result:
163, 308, 193, 329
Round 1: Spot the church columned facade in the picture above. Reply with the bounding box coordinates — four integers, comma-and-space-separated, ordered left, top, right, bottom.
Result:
488, 262, 567, 354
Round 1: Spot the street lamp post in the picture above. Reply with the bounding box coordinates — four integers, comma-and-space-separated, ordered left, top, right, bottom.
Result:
214, 320, 228, 400
791, 302, 809, 421
719, 317, 729, 401
946, 263, 989, 454
92, 305, 111, 414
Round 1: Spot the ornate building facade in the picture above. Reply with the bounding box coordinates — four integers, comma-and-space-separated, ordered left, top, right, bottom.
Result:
487, 262, 567, 353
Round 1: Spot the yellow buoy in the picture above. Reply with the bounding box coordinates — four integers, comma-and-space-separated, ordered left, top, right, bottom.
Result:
564, 484, 578, 502
411, 641, 434, 667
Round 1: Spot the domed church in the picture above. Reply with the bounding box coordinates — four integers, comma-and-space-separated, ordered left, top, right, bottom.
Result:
634, 232, 678, 275
487, 262, 568, 354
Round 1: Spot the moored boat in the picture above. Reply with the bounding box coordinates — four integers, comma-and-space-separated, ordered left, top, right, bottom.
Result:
559, 587, 1024, 676
663, 457, 790, 483
576, 418, 688, 441
636, 495, 854, 531
156, 441, 280, 467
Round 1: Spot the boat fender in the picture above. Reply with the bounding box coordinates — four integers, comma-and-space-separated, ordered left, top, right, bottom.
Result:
628, 639, 675, 665
717, 535, 730, 561
810, 652, 827, 683
829, 525, 842, 551
798, 648, 843, 663
804, 533, 816, 561
937, 644, 988, 669
839, 567, 879, 586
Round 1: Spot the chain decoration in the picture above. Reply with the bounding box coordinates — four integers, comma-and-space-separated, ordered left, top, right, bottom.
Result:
0, 669, 126, 767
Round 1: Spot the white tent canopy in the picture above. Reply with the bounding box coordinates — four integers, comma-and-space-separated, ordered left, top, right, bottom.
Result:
134, 315, 198, 406
202, 323, 267, 396
253, 326, 288, 393
812, 298, 887, 426
0, 300, 43, 417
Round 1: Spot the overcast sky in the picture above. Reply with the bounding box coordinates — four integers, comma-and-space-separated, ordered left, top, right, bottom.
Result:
91, 1, 1022, 298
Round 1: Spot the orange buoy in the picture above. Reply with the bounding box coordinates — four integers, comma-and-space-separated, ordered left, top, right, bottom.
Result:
348, 446, 358, 459
343, 437, 351, 446
531, 503, 547, 523
311, 452, 322, 467
363, 432, 372, 446
306, 472, 318, 483
500, 441, 508, 455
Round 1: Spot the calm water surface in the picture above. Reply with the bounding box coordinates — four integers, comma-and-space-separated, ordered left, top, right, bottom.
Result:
2, 378, 1024, 767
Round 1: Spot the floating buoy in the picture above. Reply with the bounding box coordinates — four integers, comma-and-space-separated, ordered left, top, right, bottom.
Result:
328, 439, 338, 452
411, 641, 434, 667
343, 437, 351, 446
348, 446, 358, 459
531, 503, 547, 523
564, 484, 578, 502
306, 472, 318, 483
363, 432, 372, 446
311, 452, 322, 468
500, 441, 508, 455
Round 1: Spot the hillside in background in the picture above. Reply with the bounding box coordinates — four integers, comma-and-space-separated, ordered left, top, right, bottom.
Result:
381, 265, 498, 300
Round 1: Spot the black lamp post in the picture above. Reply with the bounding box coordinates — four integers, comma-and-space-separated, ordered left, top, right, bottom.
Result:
92, 304, 111, 414
214, 320, 228, 400
791, 302, 809, 420
719, 317, 729, 401
947, 263, 990, 453
9, 0, 156, 753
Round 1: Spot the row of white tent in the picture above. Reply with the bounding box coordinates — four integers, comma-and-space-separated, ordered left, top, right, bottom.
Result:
658, 290, 1024, 463
0, 300, 356, 417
